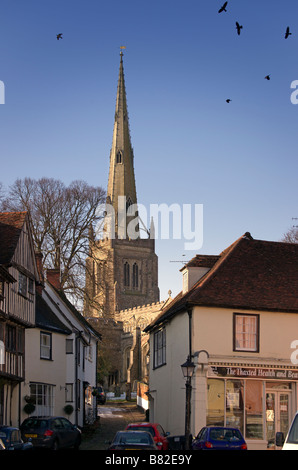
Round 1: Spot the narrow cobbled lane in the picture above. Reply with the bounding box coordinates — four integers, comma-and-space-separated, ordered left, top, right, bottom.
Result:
80, 402, 146, 450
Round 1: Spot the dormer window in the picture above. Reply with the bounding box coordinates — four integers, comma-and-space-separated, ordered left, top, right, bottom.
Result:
116, 151, 122, 164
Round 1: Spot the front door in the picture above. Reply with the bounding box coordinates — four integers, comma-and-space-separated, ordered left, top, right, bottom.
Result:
266, 391, 290, 447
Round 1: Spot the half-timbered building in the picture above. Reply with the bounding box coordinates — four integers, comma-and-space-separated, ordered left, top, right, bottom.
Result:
0, 212, 39, 425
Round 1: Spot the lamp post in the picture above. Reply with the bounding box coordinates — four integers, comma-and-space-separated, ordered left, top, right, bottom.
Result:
181, 356, 195, 450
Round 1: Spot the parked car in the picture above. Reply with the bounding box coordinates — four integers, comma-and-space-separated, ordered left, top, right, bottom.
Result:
125, 422, 170, 450
20, 416, 81, 450
0, 426, 33, 450
276, 412, 298, 450
192, 426, 247, 450
107, 430, 158, 450
96, 386, 106, 405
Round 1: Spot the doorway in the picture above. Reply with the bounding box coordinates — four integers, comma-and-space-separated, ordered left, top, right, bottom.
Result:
266, 389, 291, 447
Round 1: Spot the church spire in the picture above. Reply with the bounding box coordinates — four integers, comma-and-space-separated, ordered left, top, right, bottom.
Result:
107, 49, 138, 238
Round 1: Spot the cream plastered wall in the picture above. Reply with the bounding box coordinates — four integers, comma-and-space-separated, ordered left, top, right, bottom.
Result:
22, 328, 67, 422
149, 310, 191, 437
192, 306, 298, 364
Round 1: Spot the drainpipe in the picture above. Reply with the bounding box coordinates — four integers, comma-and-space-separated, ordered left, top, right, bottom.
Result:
187, 308, 193, 360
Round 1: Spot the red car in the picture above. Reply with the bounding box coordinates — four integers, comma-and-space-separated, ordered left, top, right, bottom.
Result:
125, 422, 169, 450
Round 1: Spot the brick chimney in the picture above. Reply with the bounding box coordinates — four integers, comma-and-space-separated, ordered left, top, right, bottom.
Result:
46, 268, 61, 290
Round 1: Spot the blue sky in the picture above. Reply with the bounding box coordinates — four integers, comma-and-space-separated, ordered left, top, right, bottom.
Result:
0, 0, 297, 300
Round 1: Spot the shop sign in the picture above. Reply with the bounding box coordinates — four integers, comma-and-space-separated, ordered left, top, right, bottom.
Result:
209, 365, 298, 380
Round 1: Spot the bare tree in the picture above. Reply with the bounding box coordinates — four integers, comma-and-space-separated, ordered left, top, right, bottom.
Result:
282, 225, 298, 244
1, 177, 106, 310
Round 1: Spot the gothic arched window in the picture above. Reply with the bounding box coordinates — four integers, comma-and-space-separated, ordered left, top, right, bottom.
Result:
124, 262, 130, 287
132, 262, 139, 289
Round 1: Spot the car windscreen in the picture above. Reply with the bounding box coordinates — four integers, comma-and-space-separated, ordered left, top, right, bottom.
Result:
21, 419, 49, 430
116, 432, 152, 444
209, 428, 242, 442
127, 426, 155, 436
287, 415, 298, 444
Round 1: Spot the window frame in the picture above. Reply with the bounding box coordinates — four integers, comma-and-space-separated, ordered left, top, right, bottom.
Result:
40, 331, 52, 360
153, 328, 166, 369
233, 313, 259, 353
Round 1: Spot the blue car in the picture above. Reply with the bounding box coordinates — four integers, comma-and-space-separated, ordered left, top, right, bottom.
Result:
0, 426, 33, 451
192, 426, 247, 450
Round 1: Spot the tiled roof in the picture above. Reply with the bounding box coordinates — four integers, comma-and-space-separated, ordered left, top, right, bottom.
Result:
36, 293, 72, 335
145, 233, 298, 331
0, 212, 27, 264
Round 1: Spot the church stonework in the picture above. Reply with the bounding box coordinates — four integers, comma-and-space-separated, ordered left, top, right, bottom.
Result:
84, 52, 162, 393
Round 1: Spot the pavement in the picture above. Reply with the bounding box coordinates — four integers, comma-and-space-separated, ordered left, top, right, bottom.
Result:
80, 401, 146, 450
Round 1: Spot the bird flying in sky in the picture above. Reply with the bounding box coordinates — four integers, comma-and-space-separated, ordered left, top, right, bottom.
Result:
57, 33, 63, 40
285, 26, 292, 39
264, 75, 271, 80
218, 2, 228, 13
226, 99, 232, 103
236, 22, 243, 35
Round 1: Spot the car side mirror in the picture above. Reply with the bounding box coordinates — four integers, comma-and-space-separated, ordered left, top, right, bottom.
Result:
275, 432, 285, 447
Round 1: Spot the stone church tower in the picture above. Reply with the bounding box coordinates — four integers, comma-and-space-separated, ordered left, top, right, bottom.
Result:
85, 51, 159, 320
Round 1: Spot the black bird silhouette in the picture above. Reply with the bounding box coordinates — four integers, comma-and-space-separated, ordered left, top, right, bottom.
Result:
57, 33, 63, 40
264, 75, 271, 80
236, 22, 243, 35
285, 26, 292, 39
218, 2, 228, 13
226, 99, 232, 103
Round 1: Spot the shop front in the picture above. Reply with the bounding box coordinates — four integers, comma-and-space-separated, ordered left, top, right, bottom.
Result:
207, 365, 298, 450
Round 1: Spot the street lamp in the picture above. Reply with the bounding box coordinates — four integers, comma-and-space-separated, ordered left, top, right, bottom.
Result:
181, 357, 195, 450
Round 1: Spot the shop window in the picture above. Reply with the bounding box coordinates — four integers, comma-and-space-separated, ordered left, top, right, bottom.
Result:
234, 313, 259, 352
245, 380, 263, 439
207, 379, 225, 427
226, 379, 244, 434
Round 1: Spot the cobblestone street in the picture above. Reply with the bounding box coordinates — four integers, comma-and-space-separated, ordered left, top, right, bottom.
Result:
80, 402, 146, 450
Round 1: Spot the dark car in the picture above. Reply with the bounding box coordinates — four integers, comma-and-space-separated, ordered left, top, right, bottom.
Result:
0, 426, 33, 450
125, 422, 170, 450
192, 426, 247, 450
96, 386, 106, 405
107, 430, 158, 450
20, 416, 81, 450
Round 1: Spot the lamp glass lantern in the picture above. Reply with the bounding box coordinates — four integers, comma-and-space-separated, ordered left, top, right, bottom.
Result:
181, 358, 195, 379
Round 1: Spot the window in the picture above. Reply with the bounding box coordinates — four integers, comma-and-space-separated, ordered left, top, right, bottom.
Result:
154, 328, 166, 368
124, 262, 130, 287
116, 150, 122, 163
0, 282, 4, 298
40, 332, 52, 360
30, 383, 54, 416
66, 338, 74, 354
132, 263, 139, 289
28, 278, 34, 295
18, 272, 27, 297
65, 383, 73, 402
234, 313, 259, 352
